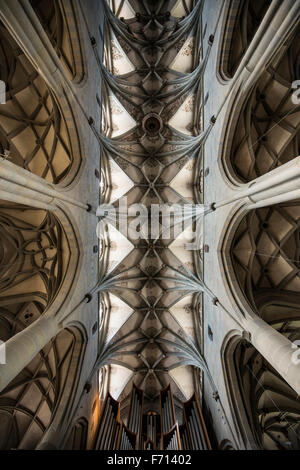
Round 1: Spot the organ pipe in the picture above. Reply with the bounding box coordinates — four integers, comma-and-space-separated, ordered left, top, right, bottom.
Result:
95, 386, 211, 450
180, 394, 212, 450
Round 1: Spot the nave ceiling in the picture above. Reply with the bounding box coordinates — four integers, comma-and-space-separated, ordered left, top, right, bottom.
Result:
97, 0, 205, 418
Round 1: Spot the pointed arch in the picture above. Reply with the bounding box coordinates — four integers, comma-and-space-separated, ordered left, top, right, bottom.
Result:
0, 325, 86, 450
0, 200, 71, 342
29, 0, 85, 83
223, 333, 300, 450
219, 0, 272, 81
0, 19, 82, 185
221, 23, 300, 184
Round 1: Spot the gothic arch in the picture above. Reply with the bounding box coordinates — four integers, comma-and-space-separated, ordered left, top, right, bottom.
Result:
0, 199, 81, 347
0, 201, 70, 342
221, 188, 300, 448
36, 324, 88, 450
0, 20, 82, 186
29, 0, 85, 84
223, 334, 300, 450
221, 23, 300, 184
0, 326, 85, 450
218, 0, 272, 81
221, 332, 257, 450
230, 201, 300, 316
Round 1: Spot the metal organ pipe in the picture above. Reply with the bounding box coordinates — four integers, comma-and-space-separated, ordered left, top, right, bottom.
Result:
164, 404, 168, 433
109, 419, 116, 450
181, 431, 187, 450
161, 404, 165, 433
174, 432, 178, 450
120, 429, 125, 450
165, 395, 169, 431
133, 392, 138, 433
96, 387, 211, 450
113, 422, 119, 449
164, 397, 169, 431
187, 413, 196, 450
134, 393, 138, 432
192, 402, 206, 448
134, 393, 138, 433
191, 410, 203, 448
129, 393, 135, 430
129, 393, 134, 431
164, 398, 168, 432
166, 392, 173, 430
169, 392, 174, 428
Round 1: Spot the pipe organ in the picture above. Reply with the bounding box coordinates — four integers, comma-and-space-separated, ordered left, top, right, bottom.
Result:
95, 394, 121, 450
119, 426, 137, 451
163, 425, 182, 451
141, 412, 160, 450
160, 385, 176, 434
179, 394, 212, 450
94, 385, 211, 450
128, 385, 143, 442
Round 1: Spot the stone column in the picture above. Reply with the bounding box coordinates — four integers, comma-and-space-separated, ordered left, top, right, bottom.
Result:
246, 315, 300, 396
36, 428, 60, 451
215, 301, 300, 395
240, 0, 300, 92
0, 0, 87, 190
0, 315, 59, 393
0, 160, 88, 211
215, 157, 300, 210
246, 157, 300, 209
0, 188, 55, 211
0, 0, 69, 99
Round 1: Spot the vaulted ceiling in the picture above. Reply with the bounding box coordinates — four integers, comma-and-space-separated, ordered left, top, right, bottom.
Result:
96, 0, 206, 419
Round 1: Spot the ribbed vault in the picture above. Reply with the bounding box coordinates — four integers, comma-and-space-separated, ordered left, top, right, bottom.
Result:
29, 0, 84, 82
230, 338, 300, 450
0, 201, 70, 341
0, 327, 82, 450
230, 27, 300, 182
228, 16, 300, 451
0, 20, 79, 184
96, 0, 207, 416
221, 0, 272, 79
